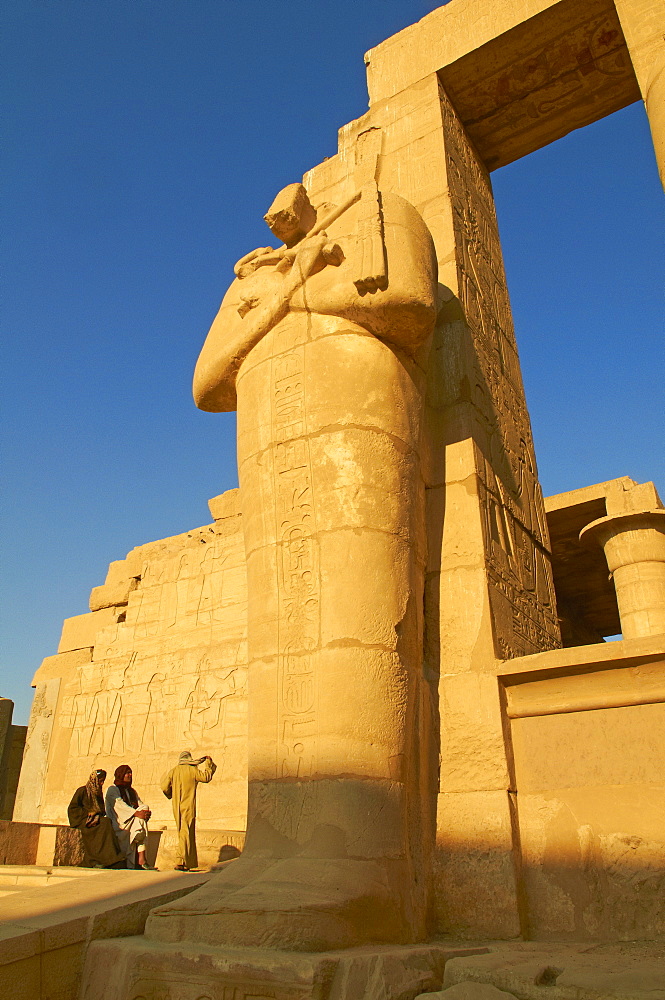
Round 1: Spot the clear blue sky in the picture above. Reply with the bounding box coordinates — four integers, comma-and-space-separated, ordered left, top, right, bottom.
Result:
2, 0, 663, 725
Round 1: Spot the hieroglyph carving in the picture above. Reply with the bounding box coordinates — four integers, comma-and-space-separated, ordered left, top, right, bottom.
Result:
449, 1, 636, 170
128, 532, 238, 639
52, 521, 248, 791
61, 656, 243, 768
440, 84, 560, 657
272, 366, 320, 780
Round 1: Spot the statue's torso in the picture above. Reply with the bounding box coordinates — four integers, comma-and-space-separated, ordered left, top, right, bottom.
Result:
235, 307, 425, 466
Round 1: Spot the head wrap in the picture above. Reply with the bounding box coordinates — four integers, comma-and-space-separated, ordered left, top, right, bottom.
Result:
85, 769, 105, 812
114, 764, 139, 808
178, 751, 193, 763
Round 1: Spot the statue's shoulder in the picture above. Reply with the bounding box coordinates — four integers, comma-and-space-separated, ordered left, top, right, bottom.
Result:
380, 191, 434, 244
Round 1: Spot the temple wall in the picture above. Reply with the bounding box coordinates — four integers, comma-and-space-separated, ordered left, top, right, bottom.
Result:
15, 489, 248, 838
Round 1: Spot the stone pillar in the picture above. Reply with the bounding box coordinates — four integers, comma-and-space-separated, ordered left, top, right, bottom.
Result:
614, 0, 665, 189
421, 80, 561, 939
0, 699, 21, 820
13, 678, 60, 823
581, 481, 665, 639
305, 74, 560, 939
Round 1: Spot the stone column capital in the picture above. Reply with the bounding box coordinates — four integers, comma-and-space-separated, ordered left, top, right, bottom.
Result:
580, 509, 665, 570
580, 508, 665, 639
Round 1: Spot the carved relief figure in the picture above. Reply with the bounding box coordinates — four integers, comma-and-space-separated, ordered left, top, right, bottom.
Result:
148, 174, 438, 950
184, 664, 237, 748
139, 671, 166, 752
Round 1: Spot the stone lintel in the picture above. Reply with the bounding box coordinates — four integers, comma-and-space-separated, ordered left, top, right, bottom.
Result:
366, 0, 640, 170
366, 0, 569, 103
544, 476, 636, 513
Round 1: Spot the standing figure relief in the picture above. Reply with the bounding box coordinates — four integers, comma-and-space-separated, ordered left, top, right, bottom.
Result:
147, 179, 439, 952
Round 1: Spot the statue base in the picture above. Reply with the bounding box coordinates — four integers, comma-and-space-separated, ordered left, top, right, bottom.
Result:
81, 935, 487, 1000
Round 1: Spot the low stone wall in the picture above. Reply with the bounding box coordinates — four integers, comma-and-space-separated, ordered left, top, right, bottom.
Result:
0, 866, 214, 1000
156, 827, 245, 870
0, 820, 41, 865
0, 819, 244, 871
499, 637, 665, 942
0, 820, 82, 866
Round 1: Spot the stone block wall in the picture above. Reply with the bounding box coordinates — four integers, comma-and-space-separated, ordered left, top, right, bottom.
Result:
14, 490, 249, 837
500, 638, 665, 942
0, 820, 82, 866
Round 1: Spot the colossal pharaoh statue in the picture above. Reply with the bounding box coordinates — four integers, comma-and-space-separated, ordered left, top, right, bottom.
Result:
146, 178, 439, 949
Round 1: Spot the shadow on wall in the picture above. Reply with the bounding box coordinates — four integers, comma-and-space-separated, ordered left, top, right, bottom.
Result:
0, 700, 27, 821
434, 827, 665, 942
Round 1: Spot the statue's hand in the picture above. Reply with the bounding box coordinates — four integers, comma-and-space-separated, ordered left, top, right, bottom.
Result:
289, 234, 344, 286
235, 246, 285, 279
291, 234, 332, 280
233, 233, 345, 325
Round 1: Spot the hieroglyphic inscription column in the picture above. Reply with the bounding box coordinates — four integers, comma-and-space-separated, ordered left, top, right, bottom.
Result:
270, 347, 320, 781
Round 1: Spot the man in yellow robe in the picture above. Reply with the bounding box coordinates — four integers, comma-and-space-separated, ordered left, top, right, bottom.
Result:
161, 751, 216, 870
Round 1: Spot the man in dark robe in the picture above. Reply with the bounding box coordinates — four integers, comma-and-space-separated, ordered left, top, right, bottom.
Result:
68, 769, 125, 868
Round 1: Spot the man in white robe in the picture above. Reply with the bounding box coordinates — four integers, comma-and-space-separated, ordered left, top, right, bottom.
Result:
105, 763, 152, 869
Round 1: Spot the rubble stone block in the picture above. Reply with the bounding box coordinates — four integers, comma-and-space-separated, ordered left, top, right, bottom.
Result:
57, 607, 123, 653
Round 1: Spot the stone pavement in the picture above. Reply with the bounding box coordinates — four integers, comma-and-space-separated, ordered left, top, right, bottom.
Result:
429, 939, 665, 1000
0, 864, 212, 1000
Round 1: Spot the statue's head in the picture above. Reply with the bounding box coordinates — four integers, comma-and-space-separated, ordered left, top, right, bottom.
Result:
264, 183, 317, 247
